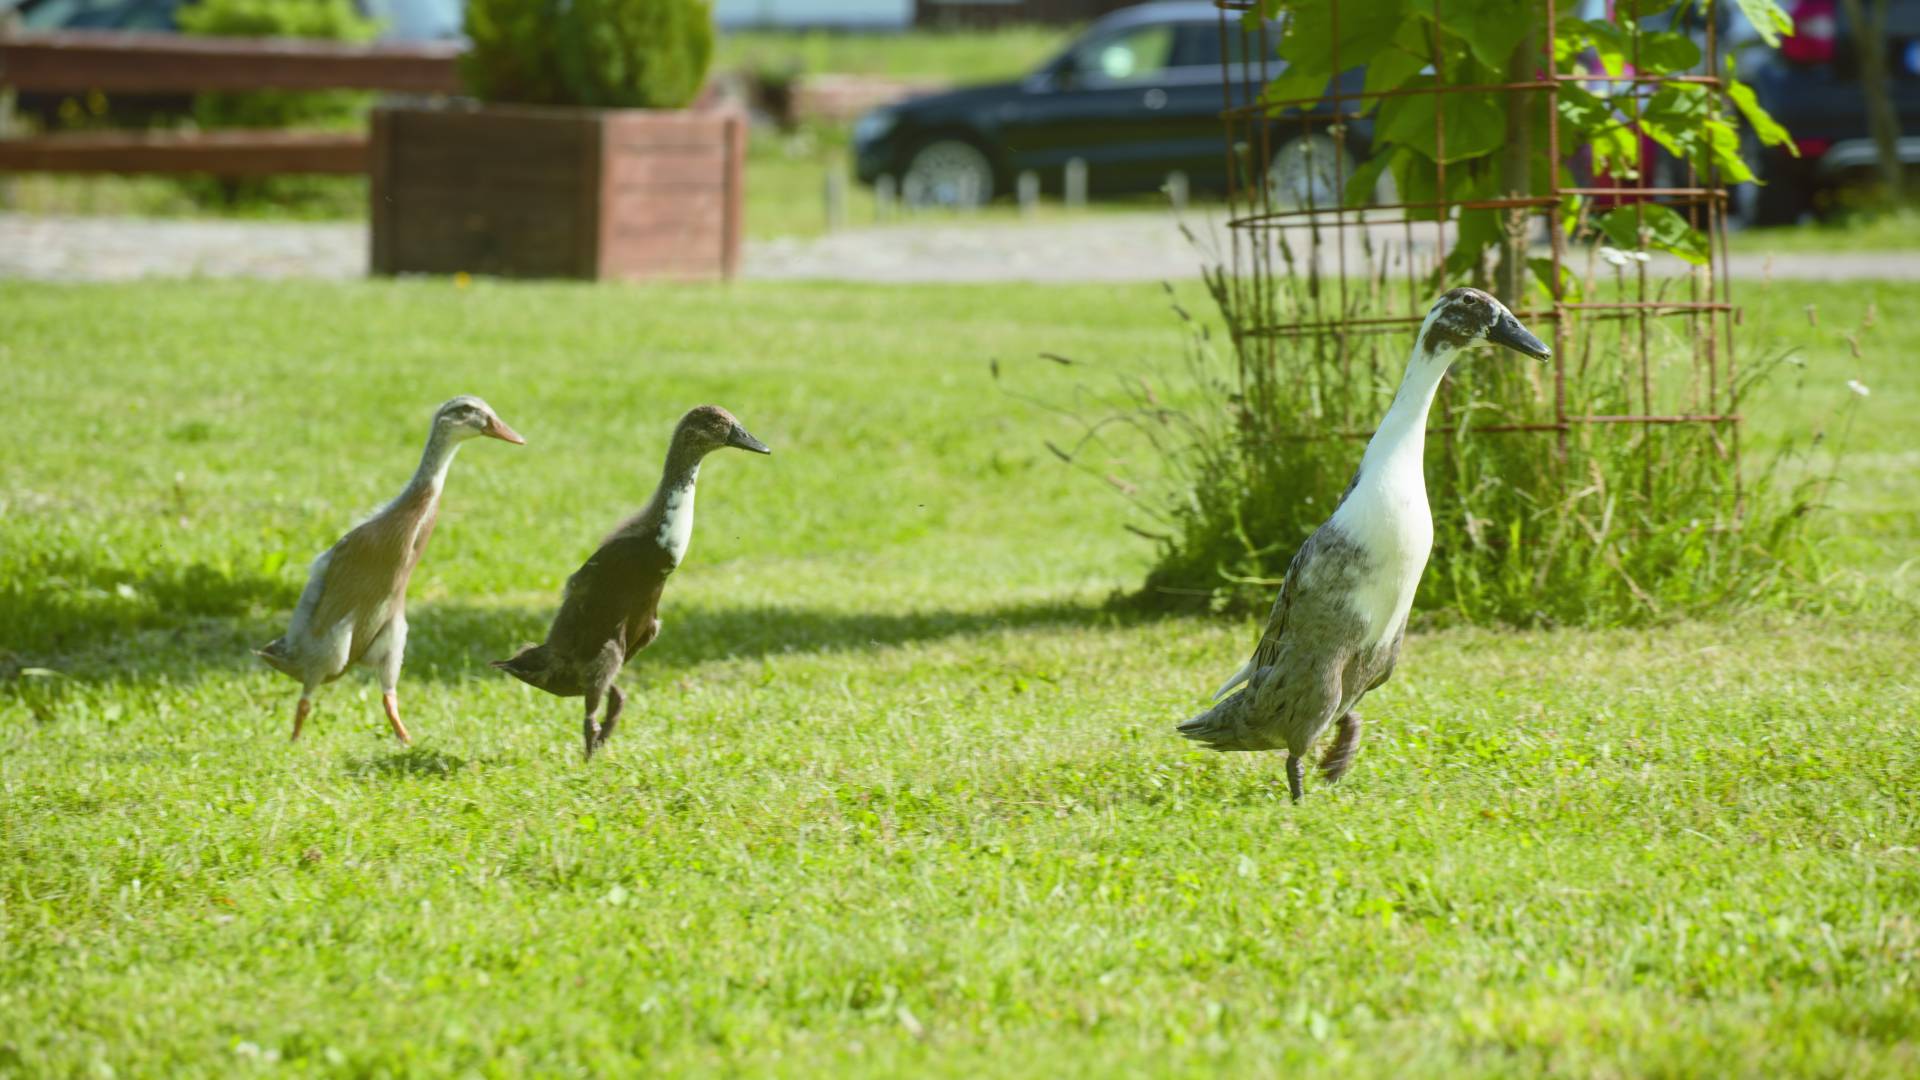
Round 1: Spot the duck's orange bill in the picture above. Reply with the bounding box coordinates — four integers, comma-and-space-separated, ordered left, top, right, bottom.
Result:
485, 416, 527, 445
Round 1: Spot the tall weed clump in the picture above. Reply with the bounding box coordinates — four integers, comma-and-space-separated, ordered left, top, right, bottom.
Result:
1033, 234, 1844, 627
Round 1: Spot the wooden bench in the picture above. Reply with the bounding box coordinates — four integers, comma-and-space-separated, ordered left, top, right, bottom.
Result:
0, 30, 462, 176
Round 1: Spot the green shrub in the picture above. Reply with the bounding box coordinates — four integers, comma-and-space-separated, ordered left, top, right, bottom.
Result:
175, 0, 377, 214
462, 0, 714, 109
177, 0, 377, 130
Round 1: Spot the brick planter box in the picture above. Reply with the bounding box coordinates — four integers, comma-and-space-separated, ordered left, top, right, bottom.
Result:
369, 102, 744, 281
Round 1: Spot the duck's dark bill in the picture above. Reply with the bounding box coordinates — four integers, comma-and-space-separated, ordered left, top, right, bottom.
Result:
728, 426, 772, 454
1488, 311, 1552, 360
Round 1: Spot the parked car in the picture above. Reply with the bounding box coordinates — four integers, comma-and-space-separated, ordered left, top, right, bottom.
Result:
1736, 0, 1920, 223
851, 1, 1367, 208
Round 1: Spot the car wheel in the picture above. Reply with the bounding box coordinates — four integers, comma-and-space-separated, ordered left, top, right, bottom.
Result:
1267, 132, 1358, 211
902, 139, 995, 208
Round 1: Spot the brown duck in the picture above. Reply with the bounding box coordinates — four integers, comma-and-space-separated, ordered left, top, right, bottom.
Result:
258, 396, 524, 744
492, 405, 771, 758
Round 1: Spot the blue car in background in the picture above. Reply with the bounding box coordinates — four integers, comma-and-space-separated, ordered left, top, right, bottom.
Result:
852, 1, 1368, 208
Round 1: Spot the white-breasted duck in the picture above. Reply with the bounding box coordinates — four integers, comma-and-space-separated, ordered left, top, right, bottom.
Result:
1177, 288, 1551, 800
492, 405, 771, 759
257, 395, 525, 744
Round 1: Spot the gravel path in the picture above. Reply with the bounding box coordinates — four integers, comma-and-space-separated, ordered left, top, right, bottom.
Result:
2, 211, 1915, 284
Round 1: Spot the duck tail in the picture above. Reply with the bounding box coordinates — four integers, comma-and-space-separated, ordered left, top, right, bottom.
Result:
254, 637, 298, 678
1176, 686, 1257, 752
1318, 712, 1363, 782
490, 643, 553, 691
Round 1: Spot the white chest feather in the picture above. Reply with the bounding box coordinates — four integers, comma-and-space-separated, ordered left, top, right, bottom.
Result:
656, 482, 697, 567
1329, 459, 1434, 646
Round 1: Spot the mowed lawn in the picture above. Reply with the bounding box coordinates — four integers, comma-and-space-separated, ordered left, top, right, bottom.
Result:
1, 278, 1915, 1076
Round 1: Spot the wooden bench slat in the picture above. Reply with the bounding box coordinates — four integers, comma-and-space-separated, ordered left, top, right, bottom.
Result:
0, 130, 368, 175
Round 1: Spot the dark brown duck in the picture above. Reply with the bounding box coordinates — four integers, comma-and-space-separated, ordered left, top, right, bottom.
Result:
493, 405, 770, 758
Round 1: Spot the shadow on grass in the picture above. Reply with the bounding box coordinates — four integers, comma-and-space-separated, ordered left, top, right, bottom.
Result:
4, 555, 1156, 686
0, 556, 295, 681
433, 596, 1143, 673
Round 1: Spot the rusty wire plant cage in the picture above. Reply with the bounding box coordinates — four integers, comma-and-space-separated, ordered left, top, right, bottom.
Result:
1207, 0, 1743, 465
1096, 0, 1813, 622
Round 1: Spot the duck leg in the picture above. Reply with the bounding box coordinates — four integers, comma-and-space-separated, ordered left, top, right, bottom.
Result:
1285, 752, 1305, 803
290, 696, 312, 742
591, 685, 625, 755
581, 684, 605, 761
382, 693, 412, 746
366, 615, 411, 745
1318, 711, 1363, 782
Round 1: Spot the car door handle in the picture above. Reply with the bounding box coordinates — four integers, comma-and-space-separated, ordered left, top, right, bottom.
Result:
1143, 88, 1168, 110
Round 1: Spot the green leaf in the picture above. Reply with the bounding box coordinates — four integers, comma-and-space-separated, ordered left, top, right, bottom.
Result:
1345, 148, 1399, 206
1556, 83, 1612, 131
1701, 118, 1756, 183
1387, 147, 1486, 220
1375, 78, 1507, 163
1274, 0, 1409, 74
1734, 0, 1795, 48
1598, 203, 1709, 264
1363, 46, 1428, 99
1581, 20, 1630, 77
1410, 0, 1537, 70
1529, 257, 1581, 301
1445, 208, 1504, 278
1640, 30, 1702, 71
1557, 84, 1641, 178
1263, 62, 1335, 108
1726, 55, 1798, 156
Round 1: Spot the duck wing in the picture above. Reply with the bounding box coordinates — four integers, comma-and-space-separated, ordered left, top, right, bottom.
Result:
545, 534, 672, 662
295, 517, 418, 662
1183, 524, 1372, 751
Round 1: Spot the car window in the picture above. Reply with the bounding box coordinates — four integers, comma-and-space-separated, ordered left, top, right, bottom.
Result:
1173, 20, 1285, 70
1070, 23, 1177, 85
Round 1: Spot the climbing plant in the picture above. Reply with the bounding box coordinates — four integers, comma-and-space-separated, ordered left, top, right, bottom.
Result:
1020, 1, 1850, 626
1256, 0, 1797, 285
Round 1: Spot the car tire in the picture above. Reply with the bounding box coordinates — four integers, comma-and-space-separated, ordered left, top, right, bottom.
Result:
1267, 132, 1359, 211
901, 138, 996, 209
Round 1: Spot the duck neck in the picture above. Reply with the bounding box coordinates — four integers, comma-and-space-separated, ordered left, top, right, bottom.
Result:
400, 425, 462, 505
652, 436, 705, 565
657, 436, 705, 498
1359, 345, 1457, 478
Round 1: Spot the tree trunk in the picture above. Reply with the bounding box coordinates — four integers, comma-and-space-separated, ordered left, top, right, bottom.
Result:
1493, 23, 1537, 305
1840, 0, 1903, 199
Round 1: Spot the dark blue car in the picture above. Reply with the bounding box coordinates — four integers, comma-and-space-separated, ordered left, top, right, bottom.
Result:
852, 1, 1366, 208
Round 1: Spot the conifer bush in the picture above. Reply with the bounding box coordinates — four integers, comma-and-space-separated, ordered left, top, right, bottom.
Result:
462, 0, 714, 109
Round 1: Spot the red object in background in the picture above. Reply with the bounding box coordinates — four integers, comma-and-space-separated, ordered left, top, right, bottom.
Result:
1782, 0, 1838, 65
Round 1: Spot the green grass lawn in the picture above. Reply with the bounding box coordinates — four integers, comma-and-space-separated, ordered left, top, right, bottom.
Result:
1, 278, 1915, 1075
716, 27, 1070, 84
1730, 207, 1920, 255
